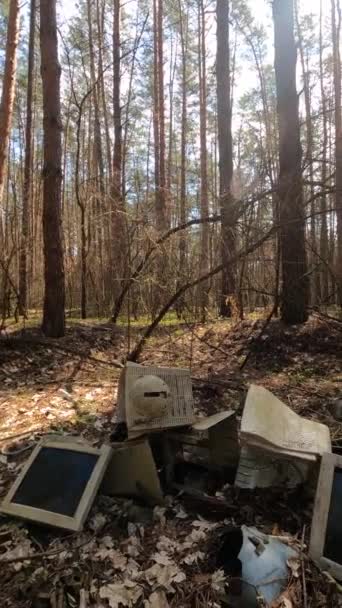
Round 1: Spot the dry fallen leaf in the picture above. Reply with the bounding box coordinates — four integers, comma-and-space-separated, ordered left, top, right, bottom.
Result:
79, 589, 89, 608
287, 557, 301, 579
99, 581, 143, 608
174, 506, 188, 520
183, 528, 207, 547
144, 590, 170, 608
156, 536, 181, 555
272, 523, 281, 536
101, 536, 114, 549
153, 507, 167, 526
182, 551, 205, 565
4, 538, 34, 571
125, 535, 141, 558
94, 548, 127, 571
211, 570, 227, 593
271, 593, 293, 608
152, 551, 175, 566
192, 518, 217, 531
89, 513, 107, 532
144, 563, 186, 592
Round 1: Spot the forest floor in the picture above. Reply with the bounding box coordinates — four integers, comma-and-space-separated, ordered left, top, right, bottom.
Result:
0, 312, 341, 607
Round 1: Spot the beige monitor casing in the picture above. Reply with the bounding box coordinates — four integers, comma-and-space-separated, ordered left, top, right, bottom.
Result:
116, 362, 195, 437
0, 439, 112, 531
309, 452, 342, 580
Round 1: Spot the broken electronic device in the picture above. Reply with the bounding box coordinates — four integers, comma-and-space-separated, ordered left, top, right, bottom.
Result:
101, 438, 164, 505
115, 362, 195, 437
310, 452, 342, 579
0, 439, 112, 531
235, 384, 331, 489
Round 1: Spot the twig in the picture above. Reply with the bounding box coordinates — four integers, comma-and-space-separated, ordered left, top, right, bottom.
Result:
1, 442, 34, 456
0, 428, 42, 444
0, 337, 124, 368
239, 302, 277, 370
127, 225, 277, 361
301, 525, 308, 608
0, 534, 92, 565
79, 589, 88, 608
312, 310, 342, 326
183, 319, 232, 358
323, 571, 342, 594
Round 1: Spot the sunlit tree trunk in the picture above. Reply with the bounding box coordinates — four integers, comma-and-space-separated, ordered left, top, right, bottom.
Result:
331, 0, 342, 305
273, 0, 309, 324
153, 0, 161, 229
19, 0, 36, 316
197, 0, 209, 321
217, 0, 236, 317
97, 0, 112, 182
40, 0, 65, 336
176, 0, 188, 318
158, 0, 167, 230
167, 30, 176, 222
153, 0, 167, 232
87, 0, 105, 288
111, 0, 126, 307
0, 0, 20, 243
320, 0, 329, 304
295, 1, 320, 304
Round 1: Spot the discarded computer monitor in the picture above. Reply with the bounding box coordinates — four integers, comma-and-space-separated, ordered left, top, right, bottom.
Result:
167, 411, 239, 468
116, 362, 195, 438
235, 384, 331, 489
0, 439, 112, 531
162, 411, 239, 489
101, 438, 164, 505
310, 453, 342, 579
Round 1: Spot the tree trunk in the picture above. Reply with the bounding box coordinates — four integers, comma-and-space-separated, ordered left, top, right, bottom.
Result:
19, 0, 35, 316
197, 0, 209, 321
87, 0, 105, 289
153, 0, 167, 232
40, 0, 65, 337
158, 0, 167, 229
320, 0, 329, 304
176, 0, 188, 318
75, 94, 90, 320
112, 0, 122, 216
273, 0, 309, 324
0, 0, 20, 231
111, 0, 126, 308
153, 0, 161, 229
86, 0, 105, 196
331, 0, 342, 305
295, 0, 320, 305
167, 30, 176, 221
216, 0, 236, 317
97, 0, 112, 182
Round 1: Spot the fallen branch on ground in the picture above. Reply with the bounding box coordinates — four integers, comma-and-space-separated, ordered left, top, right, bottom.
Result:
0, 534, 93, 565
111, 188, 277, 323
127, 225, 276, 361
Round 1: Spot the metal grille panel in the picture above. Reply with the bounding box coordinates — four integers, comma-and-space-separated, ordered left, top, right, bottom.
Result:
117, 363, 195, 434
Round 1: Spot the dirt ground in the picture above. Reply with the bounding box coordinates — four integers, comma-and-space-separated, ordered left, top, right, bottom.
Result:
0, 313, 341, 607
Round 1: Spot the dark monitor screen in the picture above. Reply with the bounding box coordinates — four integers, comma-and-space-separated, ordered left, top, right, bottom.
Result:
324, 467, 342, 563
12, 447, 99, 517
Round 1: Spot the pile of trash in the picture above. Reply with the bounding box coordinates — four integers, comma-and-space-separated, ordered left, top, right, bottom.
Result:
0, 362, 341, 607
